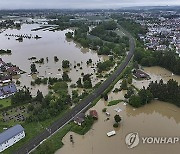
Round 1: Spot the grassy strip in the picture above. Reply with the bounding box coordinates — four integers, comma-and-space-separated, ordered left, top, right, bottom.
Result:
90, 96, 101, 108
107, 100, 123, 106
31, 123, 72, 154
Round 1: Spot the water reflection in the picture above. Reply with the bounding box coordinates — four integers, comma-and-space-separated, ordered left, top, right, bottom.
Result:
126, 101, 180, 124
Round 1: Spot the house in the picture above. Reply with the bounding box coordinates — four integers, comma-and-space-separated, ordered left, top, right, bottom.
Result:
0, 124, 25, 152
6, 67, 21, 75
133, 69, 150, 80
89, 110, 98, 120
0, 74, 12, 84
0, 83, 17, 99
74, 113, 85, 126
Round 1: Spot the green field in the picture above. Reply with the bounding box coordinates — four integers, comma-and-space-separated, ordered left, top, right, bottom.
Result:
0, 99, 11, 108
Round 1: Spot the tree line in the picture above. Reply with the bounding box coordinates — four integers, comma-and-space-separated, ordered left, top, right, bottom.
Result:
128, 79, 180, 108
134, 48, 180, 75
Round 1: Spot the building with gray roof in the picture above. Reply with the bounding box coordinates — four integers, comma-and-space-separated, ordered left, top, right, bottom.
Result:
0, 124, 25, 152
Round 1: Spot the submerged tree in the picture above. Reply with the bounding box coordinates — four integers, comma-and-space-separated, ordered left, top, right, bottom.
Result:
114, 114, 122, 123
62, 60, 70, 68
30, 63, 37, 73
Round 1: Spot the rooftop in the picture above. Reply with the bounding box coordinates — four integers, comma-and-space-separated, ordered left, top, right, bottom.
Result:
0, 124, 24, 145
0, 83, 17, 97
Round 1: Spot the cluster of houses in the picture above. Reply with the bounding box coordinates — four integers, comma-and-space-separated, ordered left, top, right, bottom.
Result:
0, 58, 22, 99
136, 12, 180, 54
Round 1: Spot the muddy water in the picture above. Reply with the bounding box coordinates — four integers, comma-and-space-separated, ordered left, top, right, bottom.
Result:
133, 66, 180, 89
0, 24, 108, 95
57, 101, 180, 154
56, 67, 180, 154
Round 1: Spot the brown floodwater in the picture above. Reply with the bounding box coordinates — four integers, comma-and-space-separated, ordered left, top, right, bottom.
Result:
0, 24, 108, 95
56, 67, 180, 154
132, 66, 180, 89
56, 99, 180, 154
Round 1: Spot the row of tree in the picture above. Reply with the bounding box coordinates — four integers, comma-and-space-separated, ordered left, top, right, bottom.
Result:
134, 48, 180, 75
128, 79, 180, 108
148, 79, 180, 107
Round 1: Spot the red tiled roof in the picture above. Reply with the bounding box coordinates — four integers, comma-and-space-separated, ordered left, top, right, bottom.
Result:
90, 110, 98, 118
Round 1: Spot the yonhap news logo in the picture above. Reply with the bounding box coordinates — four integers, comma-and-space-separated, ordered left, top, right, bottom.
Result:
125, 132, 180, 149
125, 132, 140, 148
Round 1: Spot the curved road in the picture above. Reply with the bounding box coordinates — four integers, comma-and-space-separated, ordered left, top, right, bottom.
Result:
15, 26, 135, 154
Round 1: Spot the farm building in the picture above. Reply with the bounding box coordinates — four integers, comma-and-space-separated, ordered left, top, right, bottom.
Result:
0, 124, 25, 152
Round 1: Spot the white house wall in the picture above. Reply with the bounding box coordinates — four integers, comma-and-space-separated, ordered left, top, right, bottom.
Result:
0, 131, 25, 152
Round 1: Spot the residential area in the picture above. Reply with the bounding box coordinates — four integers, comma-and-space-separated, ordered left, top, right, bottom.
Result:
0, 58, 24, 99
134, 11, 180, 54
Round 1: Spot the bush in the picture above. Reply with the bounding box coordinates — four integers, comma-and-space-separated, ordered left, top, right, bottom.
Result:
102, 108, 107, 112
113, 123, 119, 128
16, 80, 21, 85
108, 100, 122, 106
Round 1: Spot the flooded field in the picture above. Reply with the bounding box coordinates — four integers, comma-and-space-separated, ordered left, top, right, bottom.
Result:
56, 66, 180, 154
57, 101, 180, 154
0, 24, 108, 95
133, 66, 180, 89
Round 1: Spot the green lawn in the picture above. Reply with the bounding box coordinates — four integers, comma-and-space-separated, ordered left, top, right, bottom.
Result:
0, 99, 11, 108
108, 100, 123, 106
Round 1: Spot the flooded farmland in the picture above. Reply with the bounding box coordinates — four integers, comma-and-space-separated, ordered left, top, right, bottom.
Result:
56, 66, 180, 154
0, 23, 108, 95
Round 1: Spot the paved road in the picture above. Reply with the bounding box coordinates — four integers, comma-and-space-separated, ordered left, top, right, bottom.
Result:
15, 26, 135, 154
